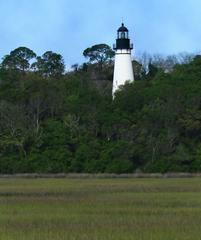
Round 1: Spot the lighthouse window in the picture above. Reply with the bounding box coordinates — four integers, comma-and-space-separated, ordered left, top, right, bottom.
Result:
121, 32, 125, 39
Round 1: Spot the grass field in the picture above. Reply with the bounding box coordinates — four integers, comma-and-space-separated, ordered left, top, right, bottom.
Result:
0, 178, 201, 240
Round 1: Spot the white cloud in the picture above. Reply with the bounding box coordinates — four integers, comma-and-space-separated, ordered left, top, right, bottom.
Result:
0, 0, 201, 65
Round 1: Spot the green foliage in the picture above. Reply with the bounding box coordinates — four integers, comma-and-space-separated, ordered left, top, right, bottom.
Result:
1, 47, 36, 71
32, 51, 65, 77
27, 119, 73, 173
83, 44, 115, 65
1, 47, 201, 173
82, 44, 115, 80
101, 141, 134, 173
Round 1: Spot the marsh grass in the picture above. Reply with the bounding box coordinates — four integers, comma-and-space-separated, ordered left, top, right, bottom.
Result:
0, 178, 201, 239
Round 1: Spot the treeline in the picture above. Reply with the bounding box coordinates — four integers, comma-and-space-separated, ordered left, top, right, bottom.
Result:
0, 45, 201, 174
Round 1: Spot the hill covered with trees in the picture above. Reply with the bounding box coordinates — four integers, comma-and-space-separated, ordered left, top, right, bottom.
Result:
0, 45, 201, 174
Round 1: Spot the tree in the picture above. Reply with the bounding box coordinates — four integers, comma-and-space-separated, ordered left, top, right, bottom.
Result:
101, 141, 134, 173
1, 45, 201, 174
147, 63, 159, 78
1, 47, 36, 71
0, 100, 30, 160
28, 119, 73, 173
32, 51, 65, 77
132, 60, 146, 80
137, 52, 152, 73
71, 63, 79, 72
83, 44, 115, 70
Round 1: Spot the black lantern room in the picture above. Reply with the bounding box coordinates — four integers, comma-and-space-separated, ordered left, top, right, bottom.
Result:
113, 23, 133, 50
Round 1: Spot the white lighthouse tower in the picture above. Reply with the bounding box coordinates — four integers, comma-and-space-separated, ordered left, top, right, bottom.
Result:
112, 23, 134, 96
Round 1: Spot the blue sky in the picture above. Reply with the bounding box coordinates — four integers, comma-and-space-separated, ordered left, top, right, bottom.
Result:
0, 0, 201, 68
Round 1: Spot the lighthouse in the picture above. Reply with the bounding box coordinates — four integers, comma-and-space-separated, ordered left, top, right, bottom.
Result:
112, 23, 134, 96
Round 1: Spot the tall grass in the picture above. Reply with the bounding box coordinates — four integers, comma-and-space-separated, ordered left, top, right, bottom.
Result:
0, 178, 201, 239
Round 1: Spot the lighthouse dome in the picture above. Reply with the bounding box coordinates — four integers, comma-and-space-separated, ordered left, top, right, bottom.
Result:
118, 23, 128, 32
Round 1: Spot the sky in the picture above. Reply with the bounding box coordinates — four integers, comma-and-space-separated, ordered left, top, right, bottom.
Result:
0, 0, 201, 69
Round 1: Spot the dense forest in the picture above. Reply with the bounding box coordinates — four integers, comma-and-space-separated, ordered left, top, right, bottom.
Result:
0, 45, 201, 174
